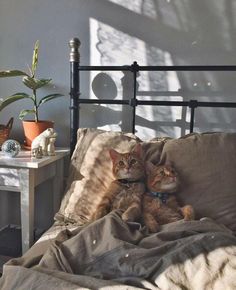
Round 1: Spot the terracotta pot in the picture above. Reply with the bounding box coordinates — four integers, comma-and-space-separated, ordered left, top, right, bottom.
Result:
22, 120, 54, 148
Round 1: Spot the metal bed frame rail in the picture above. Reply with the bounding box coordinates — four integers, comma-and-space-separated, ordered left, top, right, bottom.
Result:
69, 37, 236, 154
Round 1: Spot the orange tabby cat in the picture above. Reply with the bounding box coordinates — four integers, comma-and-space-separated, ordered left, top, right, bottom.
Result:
143, 162, 194, 233
93, 144, 145, 222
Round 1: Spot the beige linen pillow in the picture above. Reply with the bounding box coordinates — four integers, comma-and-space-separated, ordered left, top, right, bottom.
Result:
55, 128, 141, 224
141, 137, 169, 164
160, 132, 236, 234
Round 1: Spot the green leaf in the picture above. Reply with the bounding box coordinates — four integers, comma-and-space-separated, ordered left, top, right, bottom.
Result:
38, 93, 64, 107
0, 70, 29, 78
19, 109, 36, 120
32, 40, 39, 77
0, 93, 32, 111
12, 92, 35, 101
22, 76, 51, 90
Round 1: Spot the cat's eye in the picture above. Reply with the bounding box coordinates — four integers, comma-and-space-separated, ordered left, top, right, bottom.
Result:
130, 159, 137, 165
119, 160, 125, 166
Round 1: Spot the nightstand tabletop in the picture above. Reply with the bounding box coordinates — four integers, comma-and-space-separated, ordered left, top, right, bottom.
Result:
0, 148, 70, 168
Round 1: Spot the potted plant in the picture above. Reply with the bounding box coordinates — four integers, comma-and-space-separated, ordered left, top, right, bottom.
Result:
0, 40, 64, 147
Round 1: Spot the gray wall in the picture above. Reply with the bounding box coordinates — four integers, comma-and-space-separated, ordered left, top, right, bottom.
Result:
1, 0, 236, 144
1, 0, 236, 229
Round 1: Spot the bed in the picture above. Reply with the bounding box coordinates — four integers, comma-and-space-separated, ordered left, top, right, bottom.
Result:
1, 38, 236, 289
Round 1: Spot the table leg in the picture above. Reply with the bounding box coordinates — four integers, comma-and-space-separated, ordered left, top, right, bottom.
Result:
19, 168, 35, 254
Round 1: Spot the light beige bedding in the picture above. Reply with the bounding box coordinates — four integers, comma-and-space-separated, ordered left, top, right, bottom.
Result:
1, 211, 236, 290
2, 131, 236, 289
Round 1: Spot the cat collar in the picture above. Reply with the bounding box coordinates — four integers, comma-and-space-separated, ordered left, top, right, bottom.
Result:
149, 192, 169, 204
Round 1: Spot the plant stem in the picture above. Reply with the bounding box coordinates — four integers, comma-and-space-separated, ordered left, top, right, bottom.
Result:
34, 106, 38, 122
33, 89, 38, 122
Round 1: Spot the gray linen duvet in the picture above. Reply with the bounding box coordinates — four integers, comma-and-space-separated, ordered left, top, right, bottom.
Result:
1, 211, 236, 290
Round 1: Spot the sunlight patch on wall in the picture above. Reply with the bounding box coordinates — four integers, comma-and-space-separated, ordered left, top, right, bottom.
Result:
163, 51, 183, 136
89, 17, 183, 139
89, 17, 148, 100
108, 0, 157, 19
157, 0, 195, 33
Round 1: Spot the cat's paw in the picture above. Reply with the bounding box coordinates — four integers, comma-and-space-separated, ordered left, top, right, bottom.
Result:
121, 212, 133, 222
148, 223, 160, 233
182, 205, 195, 221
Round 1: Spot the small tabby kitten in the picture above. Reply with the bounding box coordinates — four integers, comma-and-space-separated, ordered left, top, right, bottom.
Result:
143, 162, 194, 233
93, 144, 145, 222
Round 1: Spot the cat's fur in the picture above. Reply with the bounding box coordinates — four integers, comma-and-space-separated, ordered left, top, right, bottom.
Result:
143, 162, 194, 232
93, 144, 145, 222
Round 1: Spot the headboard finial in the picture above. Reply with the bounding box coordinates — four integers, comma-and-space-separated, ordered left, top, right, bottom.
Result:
69, 38, 81, 62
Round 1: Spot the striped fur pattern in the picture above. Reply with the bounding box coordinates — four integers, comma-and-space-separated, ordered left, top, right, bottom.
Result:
143, 162, 195, 232
93, 144, 145, 222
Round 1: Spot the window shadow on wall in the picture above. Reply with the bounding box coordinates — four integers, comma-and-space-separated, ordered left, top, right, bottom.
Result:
80, 0, 236, 139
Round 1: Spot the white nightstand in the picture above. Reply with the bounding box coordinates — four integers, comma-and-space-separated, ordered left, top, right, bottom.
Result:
0, 148, 70, 254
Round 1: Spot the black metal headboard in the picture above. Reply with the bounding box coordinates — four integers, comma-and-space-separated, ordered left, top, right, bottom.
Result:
69, 37, 236, 155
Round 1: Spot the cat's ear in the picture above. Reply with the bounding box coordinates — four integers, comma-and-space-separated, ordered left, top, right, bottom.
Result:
146, 161, 156, 173
132, 143, 142, 158
109, 148, 120, 162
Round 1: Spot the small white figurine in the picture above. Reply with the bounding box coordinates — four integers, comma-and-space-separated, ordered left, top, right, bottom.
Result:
47, 135, 57, 156
31, 146, 43, 159
31, 128, 57, 156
